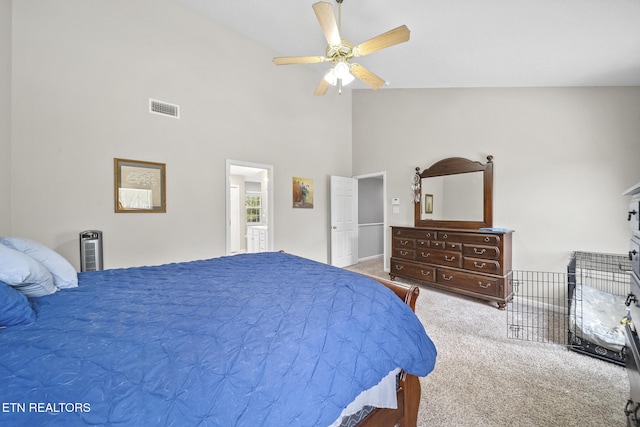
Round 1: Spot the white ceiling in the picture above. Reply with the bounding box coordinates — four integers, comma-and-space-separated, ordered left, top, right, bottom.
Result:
176, 0, 640, 90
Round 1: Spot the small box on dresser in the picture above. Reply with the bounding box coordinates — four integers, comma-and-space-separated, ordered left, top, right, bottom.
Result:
623, 182, 640, 425
390, 226, 513, 309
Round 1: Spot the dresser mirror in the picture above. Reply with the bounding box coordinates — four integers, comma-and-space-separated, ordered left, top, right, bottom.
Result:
414, 156, 493, 229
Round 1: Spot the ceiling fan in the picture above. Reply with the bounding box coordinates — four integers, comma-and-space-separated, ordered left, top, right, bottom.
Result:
273, 0, 410, 96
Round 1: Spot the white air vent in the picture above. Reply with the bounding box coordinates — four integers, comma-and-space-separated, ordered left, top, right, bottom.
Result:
149, 99, 180, 119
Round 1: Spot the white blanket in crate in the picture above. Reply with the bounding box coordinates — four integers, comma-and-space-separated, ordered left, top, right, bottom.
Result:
572, 284, 627, 352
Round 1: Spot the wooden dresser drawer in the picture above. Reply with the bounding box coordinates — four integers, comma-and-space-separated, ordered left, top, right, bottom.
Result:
463, 257, 501, 274
393, 237, 416, 249
462, 244, 500, 260
392, 228, 437, 240
431, 241, 445, 250
416, 239, 430, 249
390, 259, 436, 281
417, 249, 462, 268
444, 242, 462, 251
392, 248, 416, 260
436, 267, 502, 297
438, 232, 501, 246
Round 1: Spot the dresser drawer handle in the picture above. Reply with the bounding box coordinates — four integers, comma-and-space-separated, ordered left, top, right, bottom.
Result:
442, 274, 453, 281
421, 253, 431, 258
479, 282, 491, 288
400, 250, 409, 256
484, 237, 490, 242
421, 270, 431, 276
442, 233, 448, 239
474, 262, 487, 268
395, 264, 404, 270
400, 240, 409, 245
474, 248, 486, 255
445, 256, 456, 262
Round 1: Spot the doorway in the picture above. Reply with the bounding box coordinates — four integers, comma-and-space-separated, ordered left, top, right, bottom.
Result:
355, 172, 387, 271
225, 160, 274, 255
330, 172, 388, 270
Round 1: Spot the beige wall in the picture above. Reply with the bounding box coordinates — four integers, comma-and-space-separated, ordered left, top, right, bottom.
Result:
8, 0, 352, 268
8, 1, 640, 275
0, 0, 11, 236
353, 87, 640, 272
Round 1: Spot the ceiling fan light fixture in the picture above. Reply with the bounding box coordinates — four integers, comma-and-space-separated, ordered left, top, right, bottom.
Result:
334, 61, 350, 79
323, 68, 338, 86
340, 69, 355, 85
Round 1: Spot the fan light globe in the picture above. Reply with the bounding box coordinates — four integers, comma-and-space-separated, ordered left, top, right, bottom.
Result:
324, 68, 338, 86
341, 70, 355, 85
334, 62, 350, 79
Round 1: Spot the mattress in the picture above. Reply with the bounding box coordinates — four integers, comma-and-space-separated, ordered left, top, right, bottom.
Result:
0, 252, 436, 426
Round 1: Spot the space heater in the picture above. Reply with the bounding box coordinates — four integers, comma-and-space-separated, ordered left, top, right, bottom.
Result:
79, 230, 103, 272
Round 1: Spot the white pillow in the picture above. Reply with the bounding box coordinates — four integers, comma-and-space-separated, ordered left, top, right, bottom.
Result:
0, 243, 57, 297
0, 237, 78, 290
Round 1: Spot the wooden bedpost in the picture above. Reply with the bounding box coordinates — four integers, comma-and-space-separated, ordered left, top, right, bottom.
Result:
403, 372, 421, 426
354, 273, 423, 427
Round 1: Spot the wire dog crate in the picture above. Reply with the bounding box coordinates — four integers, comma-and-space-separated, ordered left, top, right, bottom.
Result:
507, 251, 631, 365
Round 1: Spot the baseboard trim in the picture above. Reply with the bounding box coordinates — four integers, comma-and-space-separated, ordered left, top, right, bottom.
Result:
358, 254, 384, 263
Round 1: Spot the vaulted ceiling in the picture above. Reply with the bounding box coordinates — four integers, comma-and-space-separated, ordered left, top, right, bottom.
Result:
176, 0, 640, 90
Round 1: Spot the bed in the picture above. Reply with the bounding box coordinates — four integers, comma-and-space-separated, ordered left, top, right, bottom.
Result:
0, 246, 436, 426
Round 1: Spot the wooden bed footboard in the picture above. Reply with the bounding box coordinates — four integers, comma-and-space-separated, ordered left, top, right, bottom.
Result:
355, 274, 422, 427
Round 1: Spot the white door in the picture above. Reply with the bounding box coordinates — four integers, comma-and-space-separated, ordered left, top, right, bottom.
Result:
331, 176, 358, 267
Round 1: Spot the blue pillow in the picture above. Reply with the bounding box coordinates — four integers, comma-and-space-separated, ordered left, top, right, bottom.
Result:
0, 243, 57, 297
0, 237, 78, 289
0, 280, 36, 326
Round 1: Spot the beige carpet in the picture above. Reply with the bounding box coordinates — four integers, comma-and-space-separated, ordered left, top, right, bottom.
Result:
346, 258, 629, 427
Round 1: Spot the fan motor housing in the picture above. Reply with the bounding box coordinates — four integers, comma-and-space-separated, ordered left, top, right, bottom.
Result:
326, 39, 354, 63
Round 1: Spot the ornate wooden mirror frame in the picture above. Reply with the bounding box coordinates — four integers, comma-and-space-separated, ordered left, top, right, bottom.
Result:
414, 155, 493, 230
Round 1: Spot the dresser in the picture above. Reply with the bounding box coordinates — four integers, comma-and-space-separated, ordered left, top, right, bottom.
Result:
623, 182, 640, 425
390, 226, 513, 309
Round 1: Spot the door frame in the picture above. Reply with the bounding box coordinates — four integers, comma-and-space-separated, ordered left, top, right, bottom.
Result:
225, 159, 274, 255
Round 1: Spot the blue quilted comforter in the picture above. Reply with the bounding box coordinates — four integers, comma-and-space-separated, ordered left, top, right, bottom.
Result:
0, 252, 436, 426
